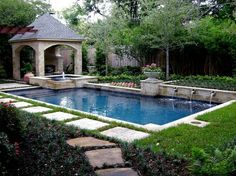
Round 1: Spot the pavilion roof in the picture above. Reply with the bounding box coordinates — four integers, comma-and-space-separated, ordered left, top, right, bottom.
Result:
9, 13, 84, 43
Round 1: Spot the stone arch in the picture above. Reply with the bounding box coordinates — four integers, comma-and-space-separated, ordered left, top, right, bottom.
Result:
44, 44, 76, 75
19, 45, 36, 77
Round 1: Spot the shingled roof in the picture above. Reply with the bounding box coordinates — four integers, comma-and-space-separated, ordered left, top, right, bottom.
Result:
9, 13, 84, 42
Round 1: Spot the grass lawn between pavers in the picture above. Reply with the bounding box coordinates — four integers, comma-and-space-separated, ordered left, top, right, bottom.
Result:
135, 102, 236, 157
1, 92, 236, 157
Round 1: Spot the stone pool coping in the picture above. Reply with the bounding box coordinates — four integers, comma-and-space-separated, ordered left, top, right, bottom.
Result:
1, 90, 235, 131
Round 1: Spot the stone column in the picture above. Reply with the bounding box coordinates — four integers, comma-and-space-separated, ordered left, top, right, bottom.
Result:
12, 46, 21, 80
35, 44, 45, 76
141, 79, 164, 96
74, 44, 82, 75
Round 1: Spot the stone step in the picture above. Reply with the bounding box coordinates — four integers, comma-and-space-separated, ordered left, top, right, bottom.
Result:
96, 168, 139, 176
67, 137, 117, 149
85, 148, 124, 168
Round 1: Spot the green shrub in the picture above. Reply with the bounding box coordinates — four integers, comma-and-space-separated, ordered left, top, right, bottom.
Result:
121, 144, 189, 176
110, 66, 141, 76
16, 112, 95, 176
0, 132, 18, 176
191, 146, 236, 175
0, 103, 24, 142
170, 75, 236, 91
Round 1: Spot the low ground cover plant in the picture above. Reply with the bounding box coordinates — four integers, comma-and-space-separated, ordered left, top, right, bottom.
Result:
0, 103, 95, 176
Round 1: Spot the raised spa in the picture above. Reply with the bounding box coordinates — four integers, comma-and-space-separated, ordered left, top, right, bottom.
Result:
8, 88, 218, 125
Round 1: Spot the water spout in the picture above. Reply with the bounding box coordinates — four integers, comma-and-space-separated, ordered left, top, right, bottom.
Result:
209, 91, 216, 104
172, 87, 178, 99
62, 72, 65, 79
190, 89, 196, 102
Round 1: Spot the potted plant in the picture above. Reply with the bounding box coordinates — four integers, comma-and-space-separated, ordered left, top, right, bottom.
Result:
143, 63, 163, 80
87, 65, 96, 74
21, 62, 34, 83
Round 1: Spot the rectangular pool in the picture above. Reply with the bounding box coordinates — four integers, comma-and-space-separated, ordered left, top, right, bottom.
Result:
7, 88, 217, 125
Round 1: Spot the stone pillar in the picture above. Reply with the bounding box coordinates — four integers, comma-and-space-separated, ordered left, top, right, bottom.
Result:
141, 79, 164, 96
12, 46, 21, 80
35, 44, 45, 76
74, 44, 82, 75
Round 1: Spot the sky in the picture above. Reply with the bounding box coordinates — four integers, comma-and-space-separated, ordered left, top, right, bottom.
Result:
49, 0, 78, 11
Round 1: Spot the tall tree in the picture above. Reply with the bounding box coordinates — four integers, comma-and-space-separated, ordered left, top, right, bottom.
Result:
142, 0, 196, 79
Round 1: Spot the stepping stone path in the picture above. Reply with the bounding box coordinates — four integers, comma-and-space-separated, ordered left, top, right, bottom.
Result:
67, 137, 117, 148
66, 118, 108, 130
22, 106, 52, 113
11, 102, 32, 108
67, 137, 139, 176
101, 127, 149, 142
0, 98, 16, 103
43, 112, 77, 121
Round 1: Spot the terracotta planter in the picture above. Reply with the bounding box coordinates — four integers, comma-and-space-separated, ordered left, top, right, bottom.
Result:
23, 72, 34, 83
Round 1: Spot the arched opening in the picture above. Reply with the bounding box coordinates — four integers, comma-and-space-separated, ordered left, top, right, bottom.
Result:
19, 46, 35, 78
44, 45, 76, 75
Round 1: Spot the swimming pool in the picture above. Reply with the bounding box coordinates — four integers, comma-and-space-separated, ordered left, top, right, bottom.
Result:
8, 88, 217, 125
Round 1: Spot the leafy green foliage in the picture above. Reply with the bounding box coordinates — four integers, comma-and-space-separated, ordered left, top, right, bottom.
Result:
170, 75, 236, 91
0, 132, 18, 176
0, 103, 24, 142
122, 144, 189, 176
191, 144, 236, 175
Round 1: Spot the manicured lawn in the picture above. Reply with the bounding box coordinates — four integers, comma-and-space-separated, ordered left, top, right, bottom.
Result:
135, 102, 236, 157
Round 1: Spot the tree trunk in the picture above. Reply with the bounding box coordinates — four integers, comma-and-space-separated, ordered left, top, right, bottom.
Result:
105, 56, 108, 76
166, 46, 170, 80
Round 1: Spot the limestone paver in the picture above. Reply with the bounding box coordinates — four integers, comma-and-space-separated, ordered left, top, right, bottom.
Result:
67, 137, 117, 148
101, 127, 149, 142
95, 168, 139, 176
0, 83, 30, 90
66, 118, 108, 130
11, 102, 32, 108
42, 112, 77, 121
85, 148, 124, 168
22, 106, 52, 113
0, 98, 16, 103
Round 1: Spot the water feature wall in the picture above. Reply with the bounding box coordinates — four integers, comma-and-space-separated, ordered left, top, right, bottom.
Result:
141, 79, 236, 103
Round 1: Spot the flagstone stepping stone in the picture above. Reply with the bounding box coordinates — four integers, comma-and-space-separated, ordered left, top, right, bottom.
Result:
22, 106, 52, 113
11, 102, 32, 108
43, 112, 77, 121
85, 148, 124, 168
95, 168, 139, 176
66, 118, 109, 130
0, 98, 16, 103
101, 127, 149, 142
67, 137, 117, 148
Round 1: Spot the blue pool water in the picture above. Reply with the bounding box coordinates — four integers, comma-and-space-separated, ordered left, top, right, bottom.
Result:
8, 88, 217, 125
